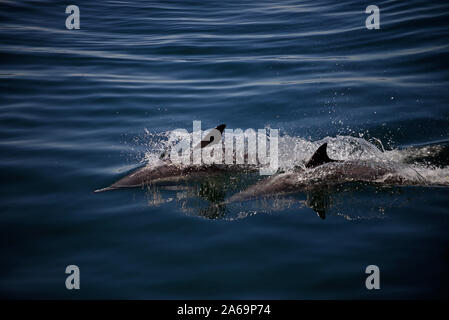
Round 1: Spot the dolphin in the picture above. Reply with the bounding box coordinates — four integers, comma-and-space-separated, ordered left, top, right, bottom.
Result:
226, 143, 399, 203
95, 124, 249, 192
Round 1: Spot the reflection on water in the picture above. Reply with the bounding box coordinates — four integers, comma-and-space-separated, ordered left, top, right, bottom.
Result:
142, 173, 411, 221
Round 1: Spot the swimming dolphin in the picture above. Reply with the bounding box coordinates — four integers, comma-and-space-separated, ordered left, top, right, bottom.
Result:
95, 124, 245, 192
226, 142, 399, 203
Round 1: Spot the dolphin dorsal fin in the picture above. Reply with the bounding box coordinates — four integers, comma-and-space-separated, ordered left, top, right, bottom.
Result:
159, 124, 226, 160
305, 143, 338, 168
200, 124, 226, 148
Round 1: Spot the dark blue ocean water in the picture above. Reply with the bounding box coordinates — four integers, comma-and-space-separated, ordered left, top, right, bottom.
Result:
1, 0, 449, 299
